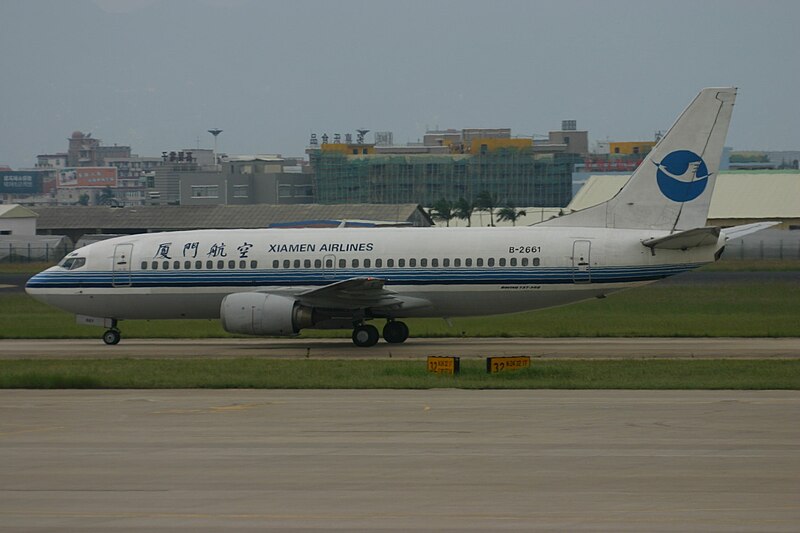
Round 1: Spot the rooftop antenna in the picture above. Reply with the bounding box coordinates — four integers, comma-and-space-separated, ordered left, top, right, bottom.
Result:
208, 128, 222, 169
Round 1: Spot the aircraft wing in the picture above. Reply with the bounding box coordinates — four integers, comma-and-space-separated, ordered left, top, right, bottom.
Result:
642, 227, 721, 250
295, 277, 427, 311
722, 221, 780, 240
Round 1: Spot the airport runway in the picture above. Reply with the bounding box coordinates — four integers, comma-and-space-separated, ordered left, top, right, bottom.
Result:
1, 336, 799, 359
1, 389, 798, 532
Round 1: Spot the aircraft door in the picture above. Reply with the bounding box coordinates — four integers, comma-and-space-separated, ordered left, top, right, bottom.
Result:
571, 240, 591, 283
323, 254, 336, 281
112, 244, 134, 287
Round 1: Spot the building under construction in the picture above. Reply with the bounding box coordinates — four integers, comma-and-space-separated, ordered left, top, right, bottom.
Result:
309, 125, 586, 207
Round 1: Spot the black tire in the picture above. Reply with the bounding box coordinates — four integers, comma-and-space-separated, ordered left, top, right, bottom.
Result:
383, 321, 409, 344
103, 329, 121, 345
352, 324, 379, 347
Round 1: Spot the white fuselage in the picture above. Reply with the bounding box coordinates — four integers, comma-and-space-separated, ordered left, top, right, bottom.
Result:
26, 226, 720, 321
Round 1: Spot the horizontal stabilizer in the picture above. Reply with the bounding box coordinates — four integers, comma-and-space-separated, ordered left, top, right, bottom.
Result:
722, 221, 780, 241
642, 227, 720, 250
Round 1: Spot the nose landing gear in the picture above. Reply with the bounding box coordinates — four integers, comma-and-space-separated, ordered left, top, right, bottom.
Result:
102, 328, 121, 345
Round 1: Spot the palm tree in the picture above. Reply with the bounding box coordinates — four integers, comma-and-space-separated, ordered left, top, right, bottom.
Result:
475, 191, 499, 227
429, 198, 456, 227
454, 197, 475, 227
497, 203, 528, 226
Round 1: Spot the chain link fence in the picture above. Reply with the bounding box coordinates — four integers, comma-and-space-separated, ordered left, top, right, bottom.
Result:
723, 229, 800, 261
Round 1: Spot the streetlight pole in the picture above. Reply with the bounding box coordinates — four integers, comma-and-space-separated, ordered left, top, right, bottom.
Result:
208, 128, 222, 170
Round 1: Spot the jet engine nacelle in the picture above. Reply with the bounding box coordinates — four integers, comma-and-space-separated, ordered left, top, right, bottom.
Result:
220, 292, 315, 336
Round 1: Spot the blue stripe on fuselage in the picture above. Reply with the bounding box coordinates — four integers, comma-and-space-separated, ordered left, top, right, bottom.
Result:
26, 263, 701, 289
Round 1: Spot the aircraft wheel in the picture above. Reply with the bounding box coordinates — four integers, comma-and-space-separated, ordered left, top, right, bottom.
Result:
352, 324, 379, 347
383, 321, 409, 344
103, 329, 121, 345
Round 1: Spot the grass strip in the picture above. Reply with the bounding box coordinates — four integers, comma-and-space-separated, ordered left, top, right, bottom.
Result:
1, 359, 798, 390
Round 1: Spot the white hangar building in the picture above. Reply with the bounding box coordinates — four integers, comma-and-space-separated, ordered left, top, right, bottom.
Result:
568, 172, 800, 230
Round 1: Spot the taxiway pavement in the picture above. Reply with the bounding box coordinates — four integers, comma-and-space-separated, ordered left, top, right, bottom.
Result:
1, 389, 798, 532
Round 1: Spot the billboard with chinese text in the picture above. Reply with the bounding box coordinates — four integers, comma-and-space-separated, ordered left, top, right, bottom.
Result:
0, 171, 44, 194
58, 167, 118, 188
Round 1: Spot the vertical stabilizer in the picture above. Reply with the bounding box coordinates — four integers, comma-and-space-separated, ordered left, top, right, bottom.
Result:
542, 87, 736, 230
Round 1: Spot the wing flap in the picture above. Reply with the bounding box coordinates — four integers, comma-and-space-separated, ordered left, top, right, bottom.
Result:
296, 277, 424, 310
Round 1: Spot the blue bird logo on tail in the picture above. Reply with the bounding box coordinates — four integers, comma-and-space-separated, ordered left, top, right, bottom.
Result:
654, 150, 711, 202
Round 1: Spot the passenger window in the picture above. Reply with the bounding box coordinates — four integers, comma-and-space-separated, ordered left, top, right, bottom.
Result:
273, 260, 279, 268
398, 259, 406, 267
283, 260, 290, 268
240, 260, 246, 269
510, 258, 517, 267
339, 259, 346, 268
229, 260, 236, 269
250, 260, 258, 268
476, 258, 483, 267
141, 261, 148, 270
217, 260, 224, 269
454, 258, 461, 267
409, 258, 416, 267
387, 259, 394, 267
304, 259, 311, 268
174, 261, 181, 269
466, 258, 473, 267
184, 261, 191, 269
163, 261, 169, 270
443, 258, 450, 267
488, 258, 495, 267
364, 258, 371, 268
152, 261, 159, 270
499, 258, 506, 267
325, 258, 333, 268
521, 258, 529, 266
352, 259, 359, 268
421, 258, 427, 267
294, 259, 300, 268
431, 258, 438, 267
533, 257, 540, 266
375, 259, 382, 268
314, 259, 322, 268
206, 260, 213, 269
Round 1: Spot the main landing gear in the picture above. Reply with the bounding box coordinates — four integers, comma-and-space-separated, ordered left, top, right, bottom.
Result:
351, 320, 409, 347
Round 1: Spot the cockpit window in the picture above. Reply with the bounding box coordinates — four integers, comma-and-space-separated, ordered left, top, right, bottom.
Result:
60, 257, 86, 270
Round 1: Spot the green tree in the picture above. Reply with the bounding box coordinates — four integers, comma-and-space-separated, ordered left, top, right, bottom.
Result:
77, 194, 90, 206
96, 187, 116, 206
475, 191, 499, 227
454, 197, 475, 227
429, 198, 456, 227
497, 203, 528, 226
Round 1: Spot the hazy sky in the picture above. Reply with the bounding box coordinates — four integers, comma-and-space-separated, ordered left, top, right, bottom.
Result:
1, 0, 798, 168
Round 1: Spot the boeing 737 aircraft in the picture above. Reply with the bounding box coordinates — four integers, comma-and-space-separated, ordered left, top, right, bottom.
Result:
26, 87, 775, 346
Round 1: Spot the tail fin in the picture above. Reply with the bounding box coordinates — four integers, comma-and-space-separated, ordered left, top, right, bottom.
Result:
542, 87, 736, 231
